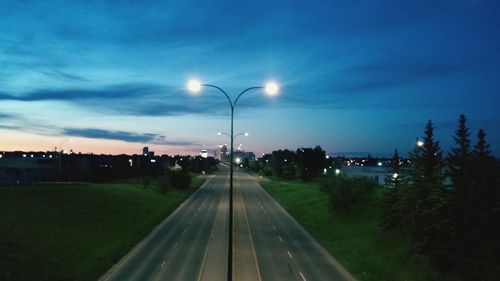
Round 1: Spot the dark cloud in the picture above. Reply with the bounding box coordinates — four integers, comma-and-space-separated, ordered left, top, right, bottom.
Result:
0, 113, 15, 120
0, 83, 273, 116
62, 128, 198, 146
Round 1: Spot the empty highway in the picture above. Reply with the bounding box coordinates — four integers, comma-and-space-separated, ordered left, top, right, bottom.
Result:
101, 166, 356, 281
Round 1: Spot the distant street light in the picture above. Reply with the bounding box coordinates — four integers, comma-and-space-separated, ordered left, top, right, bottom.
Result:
218, 131, 249, 142
57, 138, 73, 181
187, 79, 279, 281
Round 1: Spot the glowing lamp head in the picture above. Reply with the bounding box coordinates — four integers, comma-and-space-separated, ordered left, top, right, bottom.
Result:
265, 82, 279, 95
187, 79, 202, 93
244, 132, 249, 136
217, 132, 222, 135
417, 140, 424, 147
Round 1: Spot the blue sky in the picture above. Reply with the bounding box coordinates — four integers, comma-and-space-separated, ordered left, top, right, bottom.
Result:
1, 0, 499, 156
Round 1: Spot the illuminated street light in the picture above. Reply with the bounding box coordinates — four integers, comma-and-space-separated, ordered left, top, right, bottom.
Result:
416, 138, 424, 147
265, 81, 279, 95
187, 79, 279, 281
187, 79, 202, 93
57, 138, 73, 181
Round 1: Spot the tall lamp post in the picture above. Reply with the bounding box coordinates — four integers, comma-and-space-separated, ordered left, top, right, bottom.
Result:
57, 138, 72, 181
188, 80, 278, 281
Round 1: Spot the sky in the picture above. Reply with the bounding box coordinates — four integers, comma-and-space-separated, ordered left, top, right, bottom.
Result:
1, 0, 499, 157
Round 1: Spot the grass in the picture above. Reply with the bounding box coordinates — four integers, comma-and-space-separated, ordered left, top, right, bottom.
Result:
0, 175, 207, 281
259, 176, 439, 281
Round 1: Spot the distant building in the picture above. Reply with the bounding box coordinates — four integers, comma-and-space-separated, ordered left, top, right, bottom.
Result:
142, 147, 154, 157
200, 149, 208, 158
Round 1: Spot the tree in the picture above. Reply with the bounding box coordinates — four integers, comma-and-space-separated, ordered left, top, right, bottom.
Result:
381, 149, 406, 230
447, 114, 472, 210
270, 149, 296, 179
404, 120, 450, 257
295, 146, 326, 181
468, 130, 500, 259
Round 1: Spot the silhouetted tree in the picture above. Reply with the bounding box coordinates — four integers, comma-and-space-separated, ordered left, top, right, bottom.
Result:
381, 149, 407, 230
296, 146, 326, 181
270, 149, 295, 178
404, 121, 450, 258
467, 129, 500, 272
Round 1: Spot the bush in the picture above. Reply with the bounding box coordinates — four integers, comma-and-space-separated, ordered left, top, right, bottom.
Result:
142, 176, 151, 189
158, 175, 171, 194
168, 171, 192, 190
323, 175, 376, 213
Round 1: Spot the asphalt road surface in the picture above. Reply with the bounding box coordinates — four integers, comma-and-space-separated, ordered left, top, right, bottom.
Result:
101, 167, 356, 281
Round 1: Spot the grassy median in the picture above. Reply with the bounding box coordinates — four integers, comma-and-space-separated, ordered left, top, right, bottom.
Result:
259, 177, 440, 281
0, 176, 206, 281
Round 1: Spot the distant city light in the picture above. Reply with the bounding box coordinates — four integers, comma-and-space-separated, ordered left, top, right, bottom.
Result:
393, 173, 399, 179
150, 159, 156, 163
235, 158, 241, 164
378, 162, 382, 166
335, 169, 341, 175
417, 140, 424, 147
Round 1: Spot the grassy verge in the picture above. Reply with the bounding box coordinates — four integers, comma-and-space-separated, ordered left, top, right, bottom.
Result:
259, 177, 439, 281
0, 175, 207, 281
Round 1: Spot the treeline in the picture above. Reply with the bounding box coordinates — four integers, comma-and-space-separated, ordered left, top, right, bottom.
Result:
61, 154, 217, 182
381, 115, 499, 279
250, 145, 331, 181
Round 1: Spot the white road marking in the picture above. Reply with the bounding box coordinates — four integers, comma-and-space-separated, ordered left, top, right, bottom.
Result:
272, 225, 276, 230
267, 217, 270, 221
161, 260, 166, 267
278, 236, 283, 242
174, 242, 178, 248
299, 271, 307, 281
287, 250, 293, 258
182, 229, 186, 235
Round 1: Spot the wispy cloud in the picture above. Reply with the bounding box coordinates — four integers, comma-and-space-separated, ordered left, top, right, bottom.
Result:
62, 128, 198, 146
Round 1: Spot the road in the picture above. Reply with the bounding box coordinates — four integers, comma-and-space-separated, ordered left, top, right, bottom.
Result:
101, 167, 356, 281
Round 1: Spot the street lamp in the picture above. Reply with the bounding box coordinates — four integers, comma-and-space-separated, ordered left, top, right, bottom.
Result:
218, 131, 249, 141
187, 79, 279, 281
57, 138, 73, 181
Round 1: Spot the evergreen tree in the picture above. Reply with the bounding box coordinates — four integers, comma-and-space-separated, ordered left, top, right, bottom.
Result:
404, 121, 450, 256
447, 114, 472, 207
469, 129, 499, 245
446, 114, 473, 258
381, 149, 406, 230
